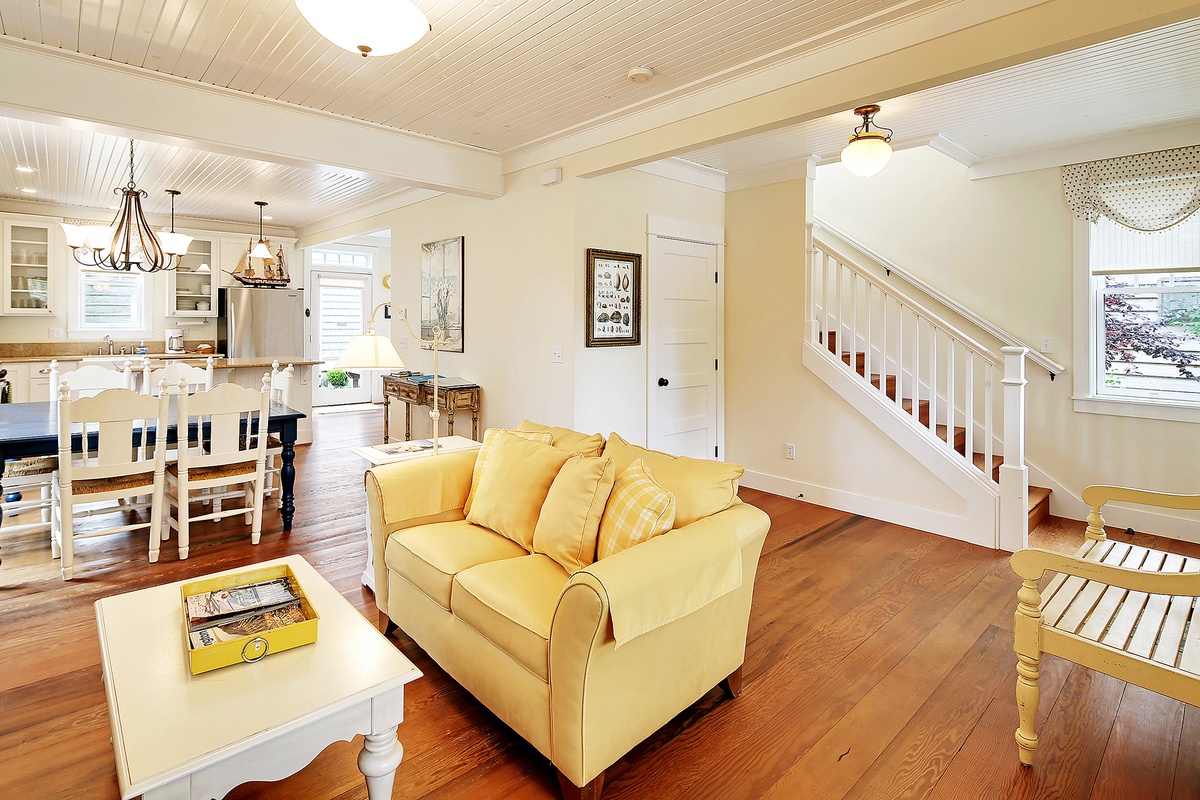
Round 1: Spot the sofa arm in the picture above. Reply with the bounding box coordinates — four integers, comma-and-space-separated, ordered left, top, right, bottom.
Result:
364, 450, 478, 612
547, 501, 770, 788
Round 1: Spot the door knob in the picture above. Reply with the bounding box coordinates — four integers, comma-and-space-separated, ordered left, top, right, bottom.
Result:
658, 377, 669, 387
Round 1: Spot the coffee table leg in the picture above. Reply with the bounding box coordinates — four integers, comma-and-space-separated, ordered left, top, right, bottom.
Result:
358, 727, 403, 800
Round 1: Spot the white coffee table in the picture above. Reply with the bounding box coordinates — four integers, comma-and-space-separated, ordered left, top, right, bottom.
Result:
353, 435, 482, 591
94, 555, 422, 800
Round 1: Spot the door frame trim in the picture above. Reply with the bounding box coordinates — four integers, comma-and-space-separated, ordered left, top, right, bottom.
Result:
309, 267, 374, 407
646, 215, 726, 460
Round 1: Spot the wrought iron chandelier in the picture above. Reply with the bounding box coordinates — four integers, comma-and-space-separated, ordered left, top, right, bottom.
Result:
61, 140, 192, 272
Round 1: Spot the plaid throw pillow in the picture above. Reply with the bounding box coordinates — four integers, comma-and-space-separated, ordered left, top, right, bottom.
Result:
464, 427, 554, 515
596, 459, 676, 560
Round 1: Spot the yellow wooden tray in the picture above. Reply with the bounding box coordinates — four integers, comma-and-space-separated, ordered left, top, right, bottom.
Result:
181, 562, 319, 675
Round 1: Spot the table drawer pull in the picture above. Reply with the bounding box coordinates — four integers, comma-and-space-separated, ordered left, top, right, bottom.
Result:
242, 637, 270, 663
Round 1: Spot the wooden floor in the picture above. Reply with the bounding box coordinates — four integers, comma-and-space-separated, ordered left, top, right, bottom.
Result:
1, 406, 1197, 800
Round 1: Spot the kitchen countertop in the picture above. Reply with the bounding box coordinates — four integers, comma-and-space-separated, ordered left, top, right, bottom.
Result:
0, 353, 321, 368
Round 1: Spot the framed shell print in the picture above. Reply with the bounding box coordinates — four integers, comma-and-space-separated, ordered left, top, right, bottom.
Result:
585, 248, 641, 347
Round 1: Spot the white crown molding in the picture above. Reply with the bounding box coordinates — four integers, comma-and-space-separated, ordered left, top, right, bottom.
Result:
969, 119, 1200, 178
632, 158, 727, 192
0, 36, 502, 199
295, 188, 443, 243
500, 0, 1051, 174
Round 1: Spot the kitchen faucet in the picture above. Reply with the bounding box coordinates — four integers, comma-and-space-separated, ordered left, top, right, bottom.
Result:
104, 335, 115, 355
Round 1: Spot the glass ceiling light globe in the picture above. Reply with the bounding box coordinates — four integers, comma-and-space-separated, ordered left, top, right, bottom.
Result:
841, 132, 893, 178
296, 0, 430, 57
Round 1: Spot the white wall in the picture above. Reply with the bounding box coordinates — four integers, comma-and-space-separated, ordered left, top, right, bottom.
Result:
813, 146, 1200, 514
572, 169, 725, 443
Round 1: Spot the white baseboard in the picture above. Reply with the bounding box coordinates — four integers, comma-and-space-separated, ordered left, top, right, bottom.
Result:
741, 469, 985, 546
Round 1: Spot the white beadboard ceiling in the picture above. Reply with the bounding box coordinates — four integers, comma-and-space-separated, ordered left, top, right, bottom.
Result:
0, 1, 1196, 228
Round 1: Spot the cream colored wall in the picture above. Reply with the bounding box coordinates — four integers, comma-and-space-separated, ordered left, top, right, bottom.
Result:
813, 146, 1200, 505
724, 178, 964, 521
572, 169, 725, 442
379, 168, 577, 436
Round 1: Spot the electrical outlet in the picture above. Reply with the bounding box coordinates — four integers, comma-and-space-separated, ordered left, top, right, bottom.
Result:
785, 443, 796, 460
551, 346, 564, 364
1039, 337, 1054, 354
48, 327, 64, 339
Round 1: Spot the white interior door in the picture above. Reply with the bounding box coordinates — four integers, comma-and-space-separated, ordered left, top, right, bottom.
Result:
312, 270, 372, 406
647, 235, 722, 458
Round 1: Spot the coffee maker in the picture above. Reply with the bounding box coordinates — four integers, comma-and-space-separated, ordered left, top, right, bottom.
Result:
165, 329, 185, 354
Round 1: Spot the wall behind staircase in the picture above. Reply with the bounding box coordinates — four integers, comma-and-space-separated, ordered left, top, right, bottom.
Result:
724, 177, 966, 535
814, 146, 1200, 518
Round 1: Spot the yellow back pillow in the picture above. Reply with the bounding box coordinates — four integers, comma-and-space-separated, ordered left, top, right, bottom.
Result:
604, 433, 742, 528
533, 454, 615, 573
517, 419, 606, 458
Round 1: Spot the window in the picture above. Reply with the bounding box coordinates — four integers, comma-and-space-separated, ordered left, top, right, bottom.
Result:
78, 269, 146, 330
311, 249, 372, 269
1077, 214, 1200, 417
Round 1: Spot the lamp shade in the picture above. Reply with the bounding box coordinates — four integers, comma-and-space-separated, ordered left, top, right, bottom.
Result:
296, 0, 430, 57
841, 132, 893, 178
249, 240, 273, 259
158, 230, 194, 257
336, 332, 407, 370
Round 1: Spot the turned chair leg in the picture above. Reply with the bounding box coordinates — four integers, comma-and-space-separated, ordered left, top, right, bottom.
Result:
1014, 577, 1043, 765
558, 769, 605, 800
719, 665, 744, 699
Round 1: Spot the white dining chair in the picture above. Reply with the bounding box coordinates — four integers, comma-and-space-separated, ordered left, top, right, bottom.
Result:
165, 377, 271, 559
141, 357, 214, 395
208, 363, 291, 515
51, 384, 169, 580
5, 359, 138, 535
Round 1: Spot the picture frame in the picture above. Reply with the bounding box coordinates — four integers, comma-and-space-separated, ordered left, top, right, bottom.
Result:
585, 248, 642, 347
421, 236, 464, 353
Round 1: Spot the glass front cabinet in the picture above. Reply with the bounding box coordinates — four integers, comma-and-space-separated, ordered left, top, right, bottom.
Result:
166, 234, 217, 317
3, 218, 55, 315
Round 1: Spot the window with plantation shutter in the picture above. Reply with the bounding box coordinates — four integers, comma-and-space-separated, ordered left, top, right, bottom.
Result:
79, 270, 145, 330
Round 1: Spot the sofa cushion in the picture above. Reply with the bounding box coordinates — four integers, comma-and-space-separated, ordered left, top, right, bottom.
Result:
385, 520, 528, 610
452, 554, 570, 681
466, 431, 572, 550
597, 459, 676, 560
464, 427, 555, 516
533, 454, 615, 573
517, 420, 606, 458
604, 432, 743, 528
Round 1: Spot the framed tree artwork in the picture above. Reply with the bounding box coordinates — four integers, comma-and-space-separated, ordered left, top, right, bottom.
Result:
585, 248, 641, 347
421, 236, 464, 352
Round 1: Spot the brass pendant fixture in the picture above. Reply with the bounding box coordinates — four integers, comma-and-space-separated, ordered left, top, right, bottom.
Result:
61, 140, 192, 272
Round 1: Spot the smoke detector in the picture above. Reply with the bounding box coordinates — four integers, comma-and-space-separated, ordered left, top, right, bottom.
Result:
627, 66, 654, 84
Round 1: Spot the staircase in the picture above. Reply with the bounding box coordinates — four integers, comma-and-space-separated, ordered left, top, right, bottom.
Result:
808, 224, 1050, 550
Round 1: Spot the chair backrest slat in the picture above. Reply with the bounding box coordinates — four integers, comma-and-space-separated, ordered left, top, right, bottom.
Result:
142, 357, 215, 395
57, 386, 167, 486
176, 378, 272, 472
50, 360, 135, 400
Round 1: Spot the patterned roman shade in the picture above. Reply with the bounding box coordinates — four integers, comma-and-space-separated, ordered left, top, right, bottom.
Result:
1063, 145, 1200, 232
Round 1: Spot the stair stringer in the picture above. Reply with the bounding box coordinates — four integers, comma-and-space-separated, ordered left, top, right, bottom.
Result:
803, 341, 1000, 549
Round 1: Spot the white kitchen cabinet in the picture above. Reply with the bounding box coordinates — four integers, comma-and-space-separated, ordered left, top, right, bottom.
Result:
3, 217, 56, 316
166, 233, 218, 317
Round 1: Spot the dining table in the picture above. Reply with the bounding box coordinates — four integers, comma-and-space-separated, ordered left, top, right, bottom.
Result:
0, 398, 306, 553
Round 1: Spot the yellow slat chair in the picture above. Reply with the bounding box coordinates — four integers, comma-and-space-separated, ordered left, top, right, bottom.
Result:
51, 384, 169, 580
1011, 485, 1200, 766
165, 376, 271, 559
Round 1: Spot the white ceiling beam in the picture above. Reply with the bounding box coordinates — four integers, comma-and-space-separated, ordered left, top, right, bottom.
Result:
0, 38, 502, 200
540, 0, 1200, 180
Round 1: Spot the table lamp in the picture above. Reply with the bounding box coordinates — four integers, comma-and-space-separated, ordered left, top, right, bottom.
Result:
336, 302, 449, 454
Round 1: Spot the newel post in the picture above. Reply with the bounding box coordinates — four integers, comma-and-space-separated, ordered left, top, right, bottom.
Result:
998, 346, 1029, 552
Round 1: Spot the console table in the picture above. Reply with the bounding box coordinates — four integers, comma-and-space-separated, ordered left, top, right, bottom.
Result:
381, 374, 481, 443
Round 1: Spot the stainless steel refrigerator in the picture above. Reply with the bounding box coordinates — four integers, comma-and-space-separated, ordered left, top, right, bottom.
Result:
217, 287, 306, 360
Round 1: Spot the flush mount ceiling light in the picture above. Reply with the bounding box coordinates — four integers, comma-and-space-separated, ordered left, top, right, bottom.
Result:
296, 0, 430, 58
61, 139, 191, 272
841, 104, 894, 178
15, 165, 35, 173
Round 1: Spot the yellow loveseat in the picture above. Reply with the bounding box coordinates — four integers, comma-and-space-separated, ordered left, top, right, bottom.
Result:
364, 425, 770, 799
